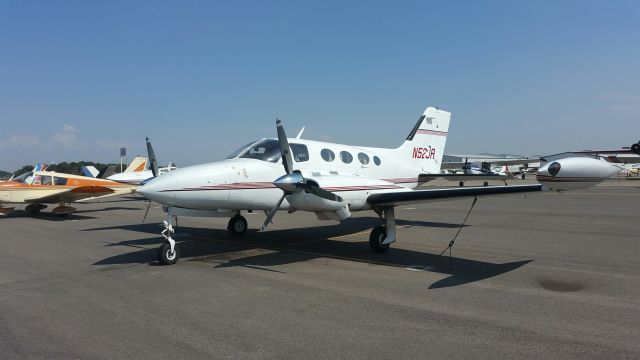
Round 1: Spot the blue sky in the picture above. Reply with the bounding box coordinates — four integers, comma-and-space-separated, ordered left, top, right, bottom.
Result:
1, 0, 639, 170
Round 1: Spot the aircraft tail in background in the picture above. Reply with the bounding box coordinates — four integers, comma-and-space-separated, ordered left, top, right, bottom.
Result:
81, 166, 99, 178
124, 156, 148, 173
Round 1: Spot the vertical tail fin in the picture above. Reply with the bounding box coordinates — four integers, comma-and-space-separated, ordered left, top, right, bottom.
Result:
124, 156, 148, 173
397, 107, 451, 174
81, 166, 99, 178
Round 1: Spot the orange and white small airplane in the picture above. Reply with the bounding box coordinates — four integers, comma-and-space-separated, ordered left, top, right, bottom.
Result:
0, 170, 136, 216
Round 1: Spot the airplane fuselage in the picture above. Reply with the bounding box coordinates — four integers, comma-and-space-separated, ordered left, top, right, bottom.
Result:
139, 137, 435, 213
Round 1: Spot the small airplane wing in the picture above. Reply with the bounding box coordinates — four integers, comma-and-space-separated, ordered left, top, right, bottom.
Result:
419, 173, 511, 182
25, 186, 116, 204
367, 184, 542, 207
442, 158, 537, 168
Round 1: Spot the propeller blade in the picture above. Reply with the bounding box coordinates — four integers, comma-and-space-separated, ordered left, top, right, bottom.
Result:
142, 200, 152, 223
261, 193, 287, 231
276, 119, 294, 174
306, 185, 343, 202
146, 137, 159, 177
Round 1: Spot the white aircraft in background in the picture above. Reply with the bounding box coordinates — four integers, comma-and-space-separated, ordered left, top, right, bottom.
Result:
137, 106, 621, 265
82, 139, 177, 185
439, 155, 540, 183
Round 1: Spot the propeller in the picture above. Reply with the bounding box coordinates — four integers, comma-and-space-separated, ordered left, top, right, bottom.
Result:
260, 119, 342, 231
142, 200, 152, 223
146, 137, 159, 177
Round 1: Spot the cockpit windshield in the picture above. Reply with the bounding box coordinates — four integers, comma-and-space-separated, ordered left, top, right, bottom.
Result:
13, 172, 34, 184
226, 139, 282, 163
226, 141, 257, 159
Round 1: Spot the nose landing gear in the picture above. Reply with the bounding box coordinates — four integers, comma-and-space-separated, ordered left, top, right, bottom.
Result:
157, 207, 180, 265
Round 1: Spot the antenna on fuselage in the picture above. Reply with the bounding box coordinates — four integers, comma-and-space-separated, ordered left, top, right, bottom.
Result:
296, 127, 305, 139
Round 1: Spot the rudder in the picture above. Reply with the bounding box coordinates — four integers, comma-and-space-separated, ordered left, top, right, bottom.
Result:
397, 107, 451, 174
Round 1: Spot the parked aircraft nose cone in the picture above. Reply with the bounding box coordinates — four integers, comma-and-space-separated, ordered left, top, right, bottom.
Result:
137, 174, 175, 205
273, 172, 304, 193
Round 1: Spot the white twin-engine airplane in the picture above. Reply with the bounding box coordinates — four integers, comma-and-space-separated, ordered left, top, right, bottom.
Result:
137, 106, 621, 265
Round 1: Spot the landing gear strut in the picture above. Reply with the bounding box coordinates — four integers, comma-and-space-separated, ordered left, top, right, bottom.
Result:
227, 213, 248, 236
369, 207, 396, 253
157, 207, 180, 265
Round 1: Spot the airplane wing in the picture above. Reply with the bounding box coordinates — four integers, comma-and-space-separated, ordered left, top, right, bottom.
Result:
367, 184, 542, 207
25, 186, 116, 204
419, 173, 510, 181
442, 158, 537, 168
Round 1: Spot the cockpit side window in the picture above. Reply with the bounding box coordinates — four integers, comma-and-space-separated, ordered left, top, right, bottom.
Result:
290, 143, 309, 162
239, 139, 282, 163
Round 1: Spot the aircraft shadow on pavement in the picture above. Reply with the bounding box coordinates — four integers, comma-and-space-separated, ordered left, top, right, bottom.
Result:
1, 206, 140, 221
92, 217, 529, 289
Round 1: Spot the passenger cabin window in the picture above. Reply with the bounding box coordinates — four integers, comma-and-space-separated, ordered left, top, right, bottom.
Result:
373, 156, 381, 166
320, 149, 335, 162
340, 151, 353, 164
41, 176, 52, 185
54, 177, 67, 185
290, 143, 309, 162
358, 153, 370, 165
238, 139, 281, 163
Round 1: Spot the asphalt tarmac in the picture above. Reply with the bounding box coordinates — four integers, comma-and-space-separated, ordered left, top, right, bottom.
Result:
0, 181, 638, 359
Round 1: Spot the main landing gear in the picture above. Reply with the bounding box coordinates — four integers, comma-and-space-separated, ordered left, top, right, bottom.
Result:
369, 207, 397, 253
227, 213, 248, 236
25, 203, 47, 215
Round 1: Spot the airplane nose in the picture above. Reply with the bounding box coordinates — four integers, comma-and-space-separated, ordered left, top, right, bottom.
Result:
137, 174, 175, 205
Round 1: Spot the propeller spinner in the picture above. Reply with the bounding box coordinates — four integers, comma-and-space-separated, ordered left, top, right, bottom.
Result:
261, 119, 342, 231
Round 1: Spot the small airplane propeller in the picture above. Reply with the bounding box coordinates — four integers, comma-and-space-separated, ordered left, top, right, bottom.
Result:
142, 200, 152, 223
276, 119, 294, 175
146, 137, 159, 177
261, 119, 342, 231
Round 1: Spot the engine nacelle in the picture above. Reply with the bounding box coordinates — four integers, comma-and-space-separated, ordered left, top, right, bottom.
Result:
286, 191, 346, 212
537, 157, 622, 191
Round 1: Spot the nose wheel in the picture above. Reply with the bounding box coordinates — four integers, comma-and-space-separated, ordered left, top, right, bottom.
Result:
157, 210, 180, 265
158, 240, 180, 265
227, 214, 248, 236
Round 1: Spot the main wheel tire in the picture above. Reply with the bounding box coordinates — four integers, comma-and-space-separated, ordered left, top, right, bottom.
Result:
26, 204, 42, 215
157, 242, 180, 265
227, 215, 248, 236
369, 225, 390, 253
521, 174, 526, 180
483, 181, 489, 187
459, 181, 464, 187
